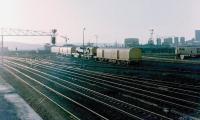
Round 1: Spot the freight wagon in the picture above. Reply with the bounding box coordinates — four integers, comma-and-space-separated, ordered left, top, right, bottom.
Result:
96, 48, 141, 64
175, 47, 200, 59
59, 47, 76, 56
51, 46, 60, 54
51, 46, 142, 64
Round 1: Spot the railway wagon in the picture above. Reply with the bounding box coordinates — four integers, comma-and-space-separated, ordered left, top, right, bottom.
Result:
85, 47, 98, 58
175, 47, 200, 59
51, 46, 61, 54
97, 48, 141, 64
59, 47, 76, 56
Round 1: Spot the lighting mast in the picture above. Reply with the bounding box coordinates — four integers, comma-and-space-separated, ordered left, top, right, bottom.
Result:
148, 29, 154, 45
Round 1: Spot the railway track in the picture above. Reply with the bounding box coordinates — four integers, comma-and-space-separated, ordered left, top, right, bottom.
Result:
32, 54, 200, 82
15, 55, 200, 87
3, 67, 80, 120
3, 56, 200, 119
142, 56, 200, 65
4, 63, 110, 120
5, 58, 169, 120
10, 53, 200, 76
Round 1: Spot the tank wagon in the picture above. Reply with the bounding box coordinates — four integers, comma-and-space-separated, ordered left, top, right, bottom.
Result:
97, 48, 141, 64
175, 47, 200, 59
51, 46, 142, 64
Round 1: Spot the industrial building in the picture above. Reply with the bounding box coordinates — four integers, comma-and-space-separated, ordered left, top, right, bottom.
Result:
124, 38, 139, 47
180, 37, 186, 45
156, 38, 162, 46
195, 30, 200, 41
174, 37, 179, 46
162, 37, 173, 46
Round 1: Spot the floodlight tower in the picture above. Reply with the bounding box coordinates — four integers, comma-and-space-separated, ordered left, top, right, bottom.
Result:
83, 27, 86, 56
148, 29, 154, 45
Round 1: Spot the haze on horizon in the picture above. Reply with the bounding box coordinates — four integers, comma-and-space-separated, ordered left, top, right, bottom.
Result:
0, 0, 200, 45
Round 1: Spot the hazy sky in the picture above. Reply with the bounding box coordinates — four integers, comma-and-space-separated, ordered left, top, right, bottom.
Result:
0, 0, 200, 45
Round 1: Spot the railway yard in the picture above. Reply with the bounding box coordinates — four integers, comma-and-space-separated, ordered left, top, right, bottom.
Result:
0, 52, 199, 120
0, 0, 200, 119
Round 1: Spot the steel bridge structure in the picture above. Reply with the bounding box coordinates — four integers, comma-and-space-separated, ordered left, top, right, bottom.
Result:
0, 28, 56, 66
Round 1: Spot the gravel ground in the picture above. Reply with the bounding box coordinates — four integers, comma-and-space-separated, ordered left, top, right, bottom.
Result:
0, 73, 42, 120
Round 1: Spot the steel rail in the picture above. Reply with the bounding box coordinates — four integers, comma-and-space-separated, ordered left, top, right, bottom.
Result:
17, 59, 200, 107
23, 56, 200, 89
3, 67, 80, 120
4, 64, 109, 120
5, 61, 145, 120
5, 58, 199, 118
7, 56, 200, 96
24, 59, 200, 103
6, 60, 172, 120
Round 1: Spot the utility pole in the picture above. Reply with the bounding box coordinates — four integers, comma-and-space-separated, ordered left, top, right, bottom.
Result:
66, 37, 69, 46
95, 34, 98, 47
1, 35, 3, 66
83, 27, 86, 57
60, 35, 69, 54
82, 27, 86, 68
60, 35, 69, 46
1, 28, 3, 67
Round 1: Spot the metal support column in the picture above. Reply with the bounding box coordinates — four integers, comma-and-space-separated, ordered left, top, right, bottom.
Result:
1, 35, 3, 66
82, 27, 86, 68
